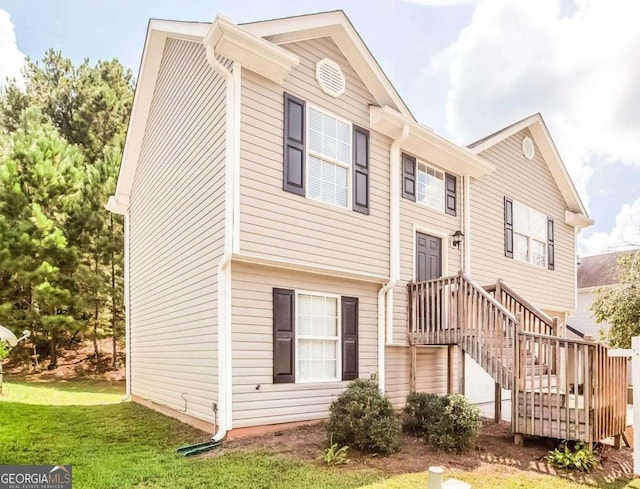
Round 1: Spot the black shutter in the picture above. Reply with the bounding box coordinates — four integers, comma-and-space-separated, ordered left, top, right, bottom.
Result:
504, 197, 514, 259
273, 288, 295, 383
341, 296, 359, 381
352, 125, 370, 214
445, 173, 457, 216
283, 93, 305, 196
547, 217, 555, 270
402, 153, 416, 201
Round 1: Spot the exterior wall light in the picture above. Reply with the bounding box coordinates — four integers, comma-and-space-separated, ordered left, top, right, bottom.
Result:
451, 230, 464, 248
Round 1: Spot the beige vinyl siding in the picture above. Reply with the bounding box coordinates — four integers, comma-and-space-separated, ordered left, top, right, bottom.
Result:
239, 36, 391, 278
470, 128, 576, 311
385, 346, 459, 408
231, 262, 379, 428
128, 38, 227, 425
392, 173, 463, 344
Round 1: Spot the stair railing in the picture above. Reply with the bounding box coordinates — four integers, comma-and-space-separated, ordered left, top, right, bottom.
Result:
407, 272, 519, 388
485, 279, 559, 372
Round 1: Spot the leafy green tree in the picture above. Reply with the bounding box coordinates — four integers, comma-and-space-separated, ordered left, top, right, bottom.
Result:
592, 252, 640, 348
0, 109, 86, 366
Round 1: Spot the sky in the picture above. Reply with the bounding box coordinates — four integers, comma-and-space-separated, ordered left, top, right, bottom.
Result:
1, 0, 639, 256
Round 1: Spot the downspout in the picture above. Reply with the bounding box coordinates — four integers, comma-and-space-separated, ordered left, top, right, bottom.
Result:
463, 176, 471, 273
205, 41, 238, 443
377, 123, 409, 394
123, 213, 131, 400
105, 196, 131, 401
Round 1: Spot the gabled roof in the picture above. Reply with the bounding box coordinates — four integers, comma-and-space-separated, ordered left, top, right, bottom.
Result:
468, 114, 592, 228
241, 11, 414, 119
578, 250, 639, 289
108, 11, 417, 212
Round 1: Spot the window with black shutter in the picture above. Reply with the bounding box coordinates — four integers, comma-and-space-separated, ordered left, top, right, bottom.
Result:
272, 290, 359, 384
283, 93, 305, 196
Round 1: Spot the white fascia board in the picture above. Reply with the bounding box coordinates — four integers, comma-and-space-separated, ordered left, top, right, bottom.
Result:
468, 115, 539, 155
111, 26, 169, 209
243, 11, 414, 119
565, 209, 594, 229
529, 120, 591, 222
370, 105, 495, 178
147, 19, 210, 41
204, 15, 299, 85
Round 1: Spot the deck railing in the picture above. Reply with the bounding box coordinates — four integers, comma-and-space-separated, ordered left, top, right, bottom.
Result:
514, 331, 627, 443
408, 272, 629, 445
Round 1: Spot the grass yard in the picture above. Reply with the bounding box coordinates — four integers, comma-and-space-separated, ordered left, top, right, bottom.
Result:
0, 379, 638, 489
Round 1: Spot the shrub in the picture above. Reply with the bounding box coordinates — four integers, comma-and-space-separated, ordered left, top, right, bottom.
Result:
326, 379, 401, 455
425, 393, 482, 451
402, 392, 444, 437
547, 442, 598, 472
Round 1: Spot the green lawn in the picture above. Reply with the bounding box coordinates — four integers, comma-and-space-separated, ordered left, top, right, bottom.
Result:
0, 380, 637, 489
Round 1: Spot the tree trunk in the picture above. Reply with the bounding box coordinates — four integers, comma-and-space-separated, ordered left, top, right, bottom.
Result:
50, 329, 57, 368
111, 214, 117, 369
94, 259, 100, 360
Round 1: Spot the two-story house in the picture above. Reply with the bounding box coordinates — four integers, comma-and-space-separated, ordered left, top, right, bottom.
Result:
107, 11, 627, 446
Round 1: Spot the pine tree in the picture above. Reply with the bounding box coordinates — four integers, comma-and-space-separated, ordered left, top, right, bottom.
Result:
0, 51, 132, 368
0, 109, 85, 366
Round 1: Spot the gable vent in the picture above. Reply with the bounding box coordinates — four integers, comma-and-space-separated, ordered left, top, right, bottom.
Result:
522, 136, 535, 160
315, 58, 346, 98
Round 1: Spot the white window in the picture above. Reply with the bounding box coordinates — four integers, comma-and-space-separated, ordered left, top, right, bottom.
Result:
296, 292, 340, 382
417, 163, 445, 212
513, 201, 547, 267
307, 107, 351, 208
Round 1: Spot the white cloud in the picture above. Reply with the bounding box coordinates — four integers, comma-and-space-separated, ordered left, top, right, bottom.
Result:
433, 0, 640, 208
579, 197, 640, 256
0, 10, 25, 88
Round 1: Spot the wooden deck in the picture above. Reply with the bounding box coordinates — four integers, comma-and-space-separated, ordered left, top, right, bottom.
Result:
407, 272, 628, 446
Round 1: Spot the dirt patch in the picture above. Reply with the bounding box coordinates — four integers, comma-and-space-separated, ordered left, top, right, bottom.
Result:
220, 419, 633, 484
3, 339, 125, 383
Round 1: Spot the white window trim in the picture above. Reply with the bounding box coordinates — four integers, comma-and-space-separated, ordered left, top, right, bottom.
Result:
513, 200, 547, 269
294, 290, 342, 384
305, 104, 353, 211
415, 160, 446, 214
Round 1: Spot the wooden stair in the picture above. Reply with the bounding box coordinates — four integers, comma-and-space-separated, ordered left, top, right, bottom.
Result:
407, 272, 628, 446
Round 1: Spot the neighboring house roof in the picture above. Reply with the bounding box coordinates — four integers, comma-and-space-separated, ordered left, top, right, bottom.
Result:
577, 250, 639, 289
468, 113, 592, 229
